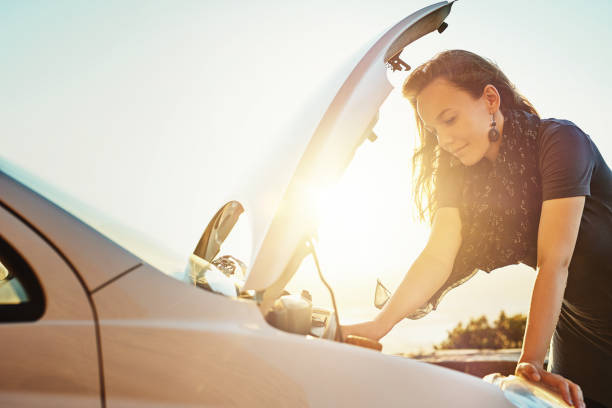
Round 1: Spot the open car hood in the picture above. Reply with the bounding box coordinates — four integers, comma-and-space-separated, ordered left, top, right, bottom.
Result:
246, 1, 455, 294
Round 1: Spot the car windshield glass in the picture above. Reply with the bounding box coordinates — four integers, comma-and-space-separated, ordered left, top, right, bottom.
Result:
0, 159, 188, 279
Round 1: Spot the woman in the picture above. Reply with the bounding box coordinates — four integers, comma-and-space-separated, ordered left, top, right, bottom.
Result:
342, 50, 612, 408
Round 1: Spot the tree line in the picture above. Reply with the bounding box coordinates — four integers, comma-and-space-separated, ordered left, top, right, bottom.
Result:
435, 310, 527, 350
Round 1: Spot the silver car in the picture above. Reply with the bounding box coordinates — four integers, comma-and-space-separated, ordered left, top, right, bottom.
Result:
0, 1, 572, 407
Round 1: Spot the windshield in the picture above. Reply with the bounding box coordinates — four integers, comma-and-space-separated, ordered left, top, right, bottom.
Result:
0, 158, 188, 279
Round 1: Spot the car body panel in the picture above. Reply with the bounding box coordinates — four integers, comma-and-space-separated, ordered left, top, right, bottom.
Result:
93, 264, 515, 407
0, 204, 101, 407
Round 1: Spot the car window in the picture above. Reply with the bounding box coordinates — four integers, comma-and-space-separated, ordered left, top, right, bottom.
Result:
0, 259, 29, 304
0, 236, 45, 322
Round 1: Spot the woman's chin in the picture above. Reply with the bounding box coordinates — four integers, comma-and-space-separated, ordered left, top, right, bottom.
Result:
458, 154, 479, 167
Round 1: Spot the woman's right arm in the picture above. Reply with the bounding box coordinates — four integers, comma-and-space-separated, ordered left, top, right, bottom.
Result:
341, 207, 463, 341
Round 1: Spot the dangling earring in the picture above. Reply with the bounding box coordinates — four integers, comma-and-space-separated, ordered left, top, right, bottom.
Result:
488, 113, 500, 142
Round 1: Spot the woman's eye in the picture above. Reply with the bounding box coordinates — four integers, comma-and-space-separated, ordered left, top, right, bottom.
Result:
444, 117, 456, 125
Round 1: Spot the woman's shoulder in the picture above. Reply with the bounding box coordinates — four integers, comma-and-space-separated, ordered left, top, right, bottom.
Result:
537, 117, 595, 160
539, 117, 587, 140
537, 117, 599, 201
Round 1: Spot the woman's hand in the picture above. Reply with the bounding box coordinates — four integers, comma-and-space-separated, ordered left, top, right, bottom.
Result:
515, 361, 585, 408
339, 320, 387, 342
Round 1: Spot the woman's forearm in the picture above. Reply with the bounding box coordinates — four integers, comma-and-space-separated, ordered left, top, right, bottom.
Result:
519, 264, 569, 367
373, 250, 453, 337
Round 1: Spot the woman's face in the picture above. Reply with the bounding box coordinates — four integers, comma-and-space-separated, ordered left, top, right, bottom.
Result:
415, 77, 502, 166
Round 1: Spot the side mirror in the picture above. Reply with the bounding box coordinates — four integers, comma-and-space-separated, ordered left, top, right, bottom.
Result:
374, 278, 391, 309
187, 201, 249, 298
0, 261, 9, 281
193, 201, 244, 262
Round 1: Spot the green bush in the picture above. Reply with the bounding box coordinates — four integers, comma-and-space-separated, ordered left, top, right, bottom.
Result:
434, 310, 527, 350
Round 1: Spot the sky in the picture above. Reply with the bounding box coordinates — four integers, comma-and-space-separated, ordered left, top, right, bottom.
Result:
2, 1, 612, 355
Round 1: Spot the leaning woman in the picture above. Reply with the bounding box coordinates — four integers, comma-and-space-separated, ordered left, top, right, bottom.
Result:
342, 50, 612, 408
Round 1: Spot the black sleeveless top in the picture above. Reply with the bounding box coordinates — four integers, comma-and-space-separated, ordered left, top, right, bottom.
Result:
413, 111, 612, 406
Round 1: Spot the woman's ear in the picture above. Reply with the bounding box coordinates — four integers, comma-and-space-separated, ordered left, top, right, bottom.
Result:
482, 84, 501, 112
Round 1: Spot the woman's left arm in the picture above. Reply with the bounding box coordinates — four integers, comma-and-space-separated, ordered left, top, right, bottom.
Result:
517, 195, 586, 408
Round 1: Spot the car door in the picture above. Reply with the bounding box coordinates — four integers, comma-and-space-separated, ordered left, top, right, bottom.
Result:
0, 204, 101, 407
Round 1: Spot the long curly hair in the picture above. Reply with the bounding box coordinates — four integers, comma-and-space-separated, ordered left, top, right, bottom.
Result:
402, 50, 538, 226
